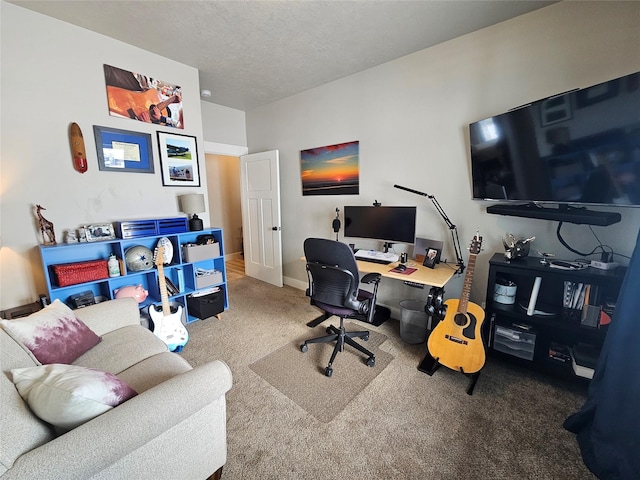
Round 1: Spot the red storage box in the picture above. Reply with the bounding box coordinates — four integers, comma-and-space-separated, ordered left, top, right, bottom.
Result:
53, 259, 109, 287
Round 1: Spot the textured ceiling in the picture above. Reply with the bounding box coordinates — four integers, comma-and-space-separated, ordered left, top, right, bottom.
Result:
9, 1, 556, 111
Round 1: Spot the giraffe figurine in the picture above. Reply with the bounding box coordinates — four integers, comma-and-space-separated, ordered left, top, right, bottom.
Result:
36, 205, 57, 245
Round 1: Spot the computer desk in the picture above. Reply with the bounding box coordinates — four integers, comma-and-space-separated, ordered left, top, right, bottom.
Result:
306, 259, 457, 327
356, 259, 456, 288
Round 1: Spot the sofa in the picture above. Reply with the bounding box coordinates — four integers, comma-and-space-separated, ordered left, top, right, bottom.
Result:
0, 297, 232, 479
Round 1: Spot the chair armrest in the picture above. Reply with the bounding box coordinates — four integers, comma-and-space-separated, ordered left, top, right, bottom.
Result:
7, 360, 232, 478
361, 272, 381, 284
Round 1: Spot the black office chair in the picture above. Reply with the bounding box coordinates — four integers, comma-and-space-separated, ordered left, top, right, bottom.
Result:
300, 237, 382, 377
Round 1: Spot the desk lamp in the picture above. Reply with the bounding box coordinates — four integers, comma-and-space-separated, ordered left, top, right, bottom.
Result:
394, 184, 466, 274
179, 193, 205, 231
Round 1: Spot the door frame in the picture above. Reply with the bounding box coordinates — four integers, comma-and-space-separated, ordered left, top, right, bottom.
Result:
203, 141, 248, 158
203, 140, 248, 261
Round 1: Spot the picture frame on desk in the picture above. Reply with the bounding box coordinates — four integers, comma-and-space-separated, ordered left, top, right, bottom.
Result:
423, 248, 440, 269
413, 237, 443, 264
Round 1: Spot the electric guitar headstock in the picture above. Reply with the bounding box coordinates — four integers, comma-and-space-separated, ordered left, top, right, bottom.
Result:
153, 245, 165, 268
153, 237, 174, 267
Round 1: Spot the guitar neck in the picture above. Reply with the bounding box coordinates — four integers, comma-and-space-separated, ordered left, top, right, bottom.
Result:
156, 263, 172, 316
458, 253, 477, 314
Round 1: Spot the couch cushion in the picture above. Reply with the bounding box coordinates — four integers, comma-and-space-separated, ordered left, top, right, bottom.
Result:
116, 351, 192, 393
11, 364, 138, 430
1, 329, 55, 474
73, 324, 168, 375
0, 300, 101, 365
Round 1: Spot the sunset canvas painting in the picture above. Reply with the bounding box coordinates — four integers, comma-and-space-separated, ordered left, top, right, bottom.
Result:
300, 141, 360, 196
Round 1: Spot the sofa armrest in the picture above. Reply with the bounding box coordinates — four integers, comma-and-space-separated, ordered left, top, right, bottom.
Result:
6, 360, 233, 478
74, 298, 141, 336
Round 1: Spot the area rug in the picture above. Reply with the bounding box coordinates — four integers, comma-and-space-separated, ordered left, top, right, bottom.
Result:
249, 322, 394, 423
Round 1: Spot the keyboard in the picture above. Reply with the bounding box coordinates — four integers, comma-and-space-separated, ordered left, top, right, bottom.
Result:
354, 250, 399, 265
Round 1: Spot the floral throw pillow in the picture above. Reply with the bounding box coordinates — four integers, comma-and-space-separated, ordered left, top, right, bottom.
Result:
11, 364, 137, 430
0, 299, 101, 364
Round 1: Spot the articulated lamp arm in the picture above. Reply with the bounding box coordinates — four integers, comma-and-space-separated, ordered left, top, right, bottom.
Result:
394, 184, 465, 274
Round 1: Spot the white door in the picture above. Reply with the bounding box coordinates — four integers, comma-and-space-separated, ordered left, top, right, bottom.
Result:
240, 150, 283, 287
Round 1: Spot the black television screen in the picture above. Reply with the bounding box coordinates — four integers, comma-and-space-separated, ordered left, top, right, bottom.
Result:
469, 71, 640, 207
344, 206, 417, 244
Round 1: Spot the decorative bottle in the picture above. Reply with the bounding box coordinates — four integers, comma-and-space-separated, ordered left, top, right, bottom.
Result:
108, 254, 120, 277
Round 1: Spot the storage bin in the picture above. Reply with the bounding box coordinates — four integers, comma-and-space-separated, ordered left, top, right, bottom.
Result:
115, 217, 188, 239
493, 324, 536, 360
187, 289, 225, 319
195, 269, 223, 289
399, 300, 429, 344
53, 259, 109, 287
182, 243, 220, 263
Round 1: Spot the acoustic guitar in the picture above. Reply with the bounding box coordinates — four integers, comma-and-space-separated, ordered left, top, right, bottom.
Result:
427, 234, 485, 374
149, 245, 189, 352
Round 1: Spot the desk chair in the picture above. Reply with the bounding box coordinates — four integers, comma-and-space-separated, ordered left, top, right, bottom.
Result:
301, 237, 382, 377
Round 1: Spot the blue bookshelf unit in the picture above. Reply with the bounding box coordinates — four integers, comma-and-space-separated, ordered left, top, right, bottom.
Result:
39, 228, 228, 323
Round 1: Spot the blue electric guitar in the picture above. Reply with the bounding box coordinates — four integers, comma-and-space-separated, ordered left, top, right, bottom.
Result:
150, 244, 188, 352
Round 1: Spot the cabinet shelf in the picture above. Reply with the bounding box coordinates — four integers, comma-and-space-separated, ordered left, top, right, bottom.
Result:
485, 253, 625, 382
39, 228, 228, 323
491, 302, 606, 341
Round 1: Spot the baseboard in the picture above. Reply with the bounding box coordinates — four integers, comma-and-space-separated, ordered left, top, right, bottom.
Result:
284, 276, 307, 291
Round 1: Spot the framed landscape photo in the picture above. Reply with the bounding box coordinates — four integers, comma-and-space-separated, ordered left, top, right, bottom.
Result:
93, 126, 154, 173
157, 132, 201, 187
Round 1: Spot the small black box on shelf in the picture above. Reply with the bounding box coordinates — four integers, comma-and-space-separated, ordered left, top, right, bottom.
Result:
548, 342, 571, 363
69, 290, 96, 309
187, 289, 224, 319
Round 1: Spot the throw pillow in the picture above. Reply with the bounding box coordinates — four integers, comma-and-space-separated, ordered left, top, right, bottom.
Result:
0, 299, 101, 364
11, 364, 137, 430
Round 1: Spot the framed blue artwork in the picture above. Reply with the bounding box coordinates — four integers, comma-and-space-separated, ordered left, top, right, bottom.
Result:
93, 125, 154, 173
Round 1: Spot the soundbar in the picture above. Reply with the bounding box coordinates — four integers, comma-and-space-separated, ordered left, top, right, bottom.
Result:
486, 203, 621, 226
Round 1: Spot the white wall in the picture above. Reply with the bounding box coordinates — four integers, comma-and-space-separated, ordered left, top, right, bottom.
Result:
201, 102, 247, 147
246, 1, 640, 312
0, 2, 245, 309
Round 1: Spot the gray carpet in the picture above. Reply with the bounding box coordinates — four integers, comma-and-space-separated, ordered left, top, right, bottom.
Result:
181, 275, 594, 479
249, 324, 394, 422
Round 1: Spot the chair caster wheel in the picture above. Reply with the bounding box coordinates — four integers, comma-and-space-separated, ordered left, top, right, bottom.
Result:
326, 327, 332, 334
366, 357, 375, 367
300, 344, 308, 353
362, 335, 369, 341
325, 367, 333, 377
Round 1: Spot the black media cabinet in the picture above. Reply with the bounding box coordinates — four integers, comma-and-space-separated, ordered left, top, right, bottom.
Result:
484, 253, 626, 382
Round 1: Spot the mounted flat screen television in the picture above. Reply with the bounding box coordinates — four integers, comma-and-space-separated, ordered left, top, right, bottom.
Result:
343, 206, 417, 244
469, 72, 640, 216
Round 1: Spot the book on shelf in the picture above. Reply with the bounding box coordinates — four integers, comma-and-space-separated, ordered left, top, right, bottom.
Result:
563, 281, 599, 310
175, 267, 185, 292
164, 276, 179, 296
569, 344, 598, 379
572, 343, 599, 369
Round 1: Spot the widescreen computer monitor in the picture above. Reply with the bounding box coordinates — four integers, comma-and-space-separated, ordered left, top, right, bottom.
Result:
343, 206, 417, 245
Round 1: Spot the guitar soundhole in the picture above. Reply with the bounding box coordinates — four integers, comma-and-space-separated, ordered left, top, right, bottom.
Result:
454, 313, 469, 328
